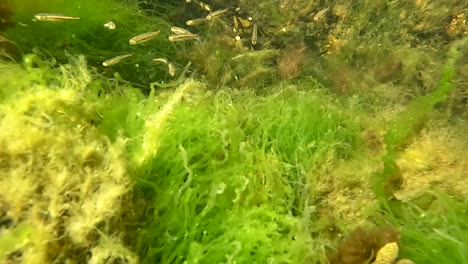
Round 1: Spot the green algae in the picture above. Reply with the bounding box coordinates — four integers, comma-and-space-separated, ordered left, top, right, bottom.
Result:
0, 222, 34, 260
0, 56, 136, 263
372, 38, 467, 202
380, 192, 468, 263
123, 84, 360, 263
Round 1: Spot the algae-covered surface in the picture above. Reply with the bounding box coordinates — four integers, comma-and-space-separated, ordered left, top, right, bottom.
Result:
0, 0, 467, 263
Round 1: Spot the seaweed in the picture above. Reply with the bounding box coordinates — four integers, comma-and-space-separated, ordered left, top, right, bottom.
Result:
0, 56, 135, 263
372, 37, 467, 203
125, 84, 360, 263
382, 192, 468, 263
1, 1, 467, 263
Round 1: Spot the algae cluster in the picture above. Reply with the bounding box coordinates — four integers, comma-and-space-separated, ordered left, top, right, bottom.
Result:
1, 0, 468, 263
0, 56, 135, 263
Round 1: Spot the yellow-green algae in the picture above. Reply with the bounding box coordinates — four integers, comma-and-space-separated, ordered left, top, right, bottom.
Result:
0, 56, 136, 263
373, 37, 468, 202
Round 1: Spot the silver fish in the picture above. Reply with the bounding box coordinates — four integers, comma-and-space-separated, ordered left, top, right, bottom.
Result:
186, 17, 209, 26
279, 0, 292, 9
170, 26, 193, 35
34, 13, 80, 21
193, 0, 211, 12
168, 62, 176, 77
104, 21, 116, 30
152, 58, 169, 64
129, 30, 161, 45
102, 53, 133, 67
153, 58, 176, 77
313, 7, 330, 22
206, 8, 229, 20
251, 23, 258, 45
168, 33, 199, 41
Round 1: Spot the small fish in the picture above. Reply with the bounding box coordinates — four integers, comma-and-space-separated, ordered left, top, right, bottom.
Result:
153, 58, 176, 76
193, 0, 211, 12
186, 17, 209, 26
33, 13, 80, 21
152, 58, 169, 64
251, 23, 258, 45
206, 8, 229, 20
170, 26, 193, 35
104, 21, 116, 30
279, 0, 292, 9
168, 33, 199, 41
232, 16, 252, 33
313, 7, 330, 22
168, 63, 176, 77
129, 30, 161, 45
102, 53, 132, 67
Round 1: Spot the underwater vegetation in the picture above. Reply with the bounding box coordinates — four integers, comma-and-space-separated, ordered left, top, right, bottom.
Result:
126, 84, 360, 263
0, 0, 467, 263
327, 227, 401, 264
373, 37, 467, 202
0, 56, 136, 263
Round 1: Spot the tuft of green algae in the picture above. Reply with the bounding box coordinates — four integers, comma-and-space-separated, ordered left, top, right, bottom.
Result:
380, 192, 468, 263
372, 38, 467, 202
97, 80, 361, 263
0, 56, 136, 263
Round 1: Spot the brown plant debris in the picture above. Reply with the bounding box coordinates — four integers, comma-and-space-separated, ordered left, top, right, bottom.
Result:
327, 227, 400, 264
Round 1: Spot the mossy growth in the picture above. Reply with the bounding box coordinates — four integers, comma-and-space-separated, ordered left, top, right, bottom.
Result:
0, 56, 136, 263
372, 38, 467, 202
